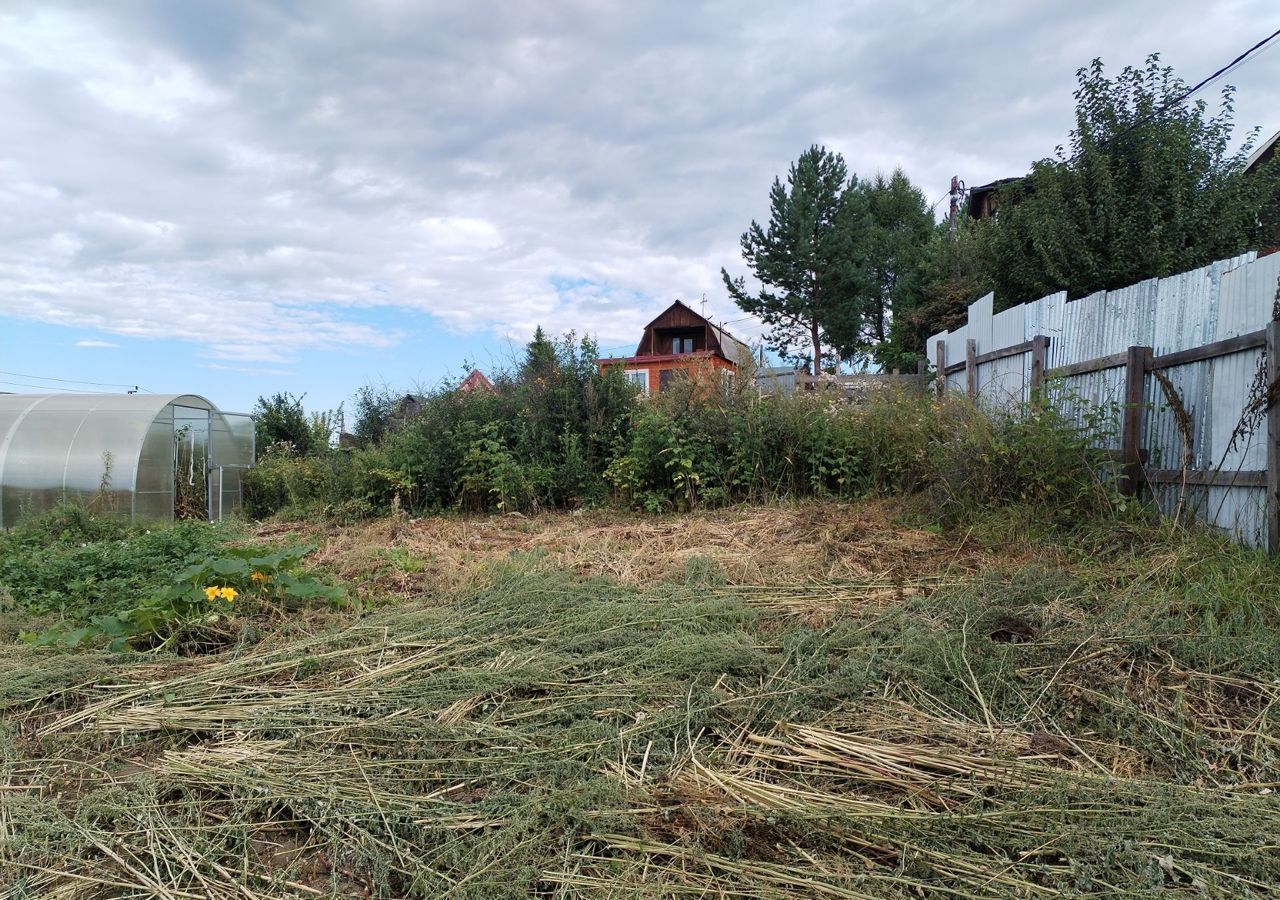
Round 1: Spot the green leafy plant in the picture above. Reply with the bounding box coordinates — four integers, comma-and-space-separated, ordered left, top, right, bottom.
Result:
23, 543, 344, 651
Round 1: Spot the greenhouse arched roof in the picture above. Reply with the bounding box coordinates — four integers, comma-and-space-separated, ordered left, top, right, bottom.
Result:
0, 393, 254, 527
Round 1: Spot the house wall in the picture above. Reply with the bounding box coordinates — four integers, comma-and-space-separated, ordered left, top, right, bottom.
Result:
598, 354, 735, 395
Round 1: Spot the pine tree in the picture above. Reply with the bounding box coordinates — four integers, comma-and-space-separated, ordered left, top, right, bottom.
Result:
859, 169, 934, 367
721, 145, 870, 373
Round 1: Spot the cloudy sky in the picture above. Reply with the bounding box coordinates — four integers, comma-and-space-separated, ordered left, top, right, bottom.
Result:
1, 1, 1277, 413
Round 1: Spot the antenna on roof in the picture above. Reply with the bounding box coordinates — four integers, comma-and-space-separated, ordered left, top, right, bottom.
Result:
700, 294, 707, 318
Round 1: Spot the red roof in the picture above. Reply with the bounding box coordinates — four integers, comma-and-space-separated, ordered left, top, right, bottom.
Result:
459, 369, 494, 392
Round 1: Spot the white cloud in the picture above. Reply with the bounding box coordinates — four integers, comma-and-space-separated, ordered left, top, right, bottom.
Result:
0, 0, 1276, 368
74, 338, 118, 348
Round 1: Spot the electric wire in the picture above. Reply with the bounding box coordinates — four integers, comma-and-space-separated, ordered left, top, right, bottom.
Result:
1097, 26, 1280, 149
0, 379, 82, 393
0, 370, 145, 392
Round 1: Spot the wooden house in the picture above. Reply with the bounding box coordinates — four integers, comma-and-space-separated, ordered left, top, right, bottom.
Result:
596, 300, 751, 395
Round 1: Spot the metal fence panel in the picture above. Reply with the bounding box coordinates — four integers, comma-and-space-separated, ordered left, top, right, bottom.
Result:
928, 252, 1277, 547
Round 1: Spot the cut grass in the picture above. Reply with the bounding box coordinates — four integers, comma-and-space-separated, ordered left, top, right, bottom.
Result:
291, 500, 1005, 603
2, 501, 1280, 897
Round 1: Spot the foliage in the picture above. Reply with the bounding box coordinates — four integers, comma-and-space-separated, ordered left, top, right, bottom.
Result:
0, 502, 341, 651
722, 145, 871, 372
0, 504, 231, 621
884, 217, 996, 369
989, 55, 1280, 303
350, 384, 400, 447
23, 543, 343, 651
601, 381, 1117, 526
249, 344, 1121, 537
246, 331, 635, 518
252, 391, 315, 457
858, 169, 935, 367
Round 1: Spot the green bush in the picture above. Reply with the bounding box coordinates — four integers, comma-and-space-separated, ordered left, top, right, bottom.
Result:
246, 331, 633, 518
243, 330, 1121, 532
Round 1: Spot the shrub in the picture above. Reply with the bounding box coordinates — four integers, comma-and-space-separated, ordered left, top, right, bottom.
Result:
243, 330, 1122, 533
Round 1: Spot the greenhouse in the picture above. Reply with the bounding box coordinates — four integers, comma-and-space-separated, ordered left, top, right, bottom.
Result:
0, 393, 254, 528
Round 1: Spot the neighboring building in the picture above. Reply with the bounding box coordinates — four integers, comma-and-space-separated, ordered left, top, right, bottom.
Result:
458, 369, 495, 393
755, 365, 804, 396
966, 176, 1024, 220
1246, 130, 1280, 249
596, 300, 752, 395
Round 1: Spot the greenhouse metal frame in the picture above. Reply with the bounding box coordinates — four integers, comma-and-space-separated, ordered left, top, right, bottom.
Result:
0, 393, 254, 528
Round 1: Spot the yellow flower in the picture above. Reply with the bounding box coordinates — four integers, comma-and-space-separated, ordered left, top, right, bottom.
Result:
203, 586, 221, 601
250, 571, 271, 584
218, 587, 239, 602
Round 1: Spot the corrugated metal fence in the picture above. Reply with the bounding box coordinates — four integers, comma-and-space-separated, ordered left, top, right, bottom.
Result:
926, 252, 1280, 549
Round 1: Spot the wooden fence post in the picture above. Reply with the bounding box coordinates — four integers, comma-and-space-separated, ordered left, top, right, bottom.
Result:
965, 338, 977, 403
916, 357, 927, 391
1029, 335, 1048, 412
935, 340, 946, 398
1267, 322, 1280, 554
1122, 345, 1152, 496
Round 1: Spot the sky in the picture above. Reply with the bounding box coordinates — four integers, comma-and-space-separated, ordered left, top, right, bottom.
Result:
1, 1, 1278, 415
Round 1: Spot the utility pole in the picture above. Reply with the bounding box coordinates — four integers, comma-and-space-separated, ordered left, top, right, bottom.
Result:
948, 176, 964, 236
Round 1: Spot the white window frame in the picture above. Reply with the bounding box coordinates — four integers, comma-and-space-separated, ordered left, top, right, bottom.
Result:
624, 368, 650, 395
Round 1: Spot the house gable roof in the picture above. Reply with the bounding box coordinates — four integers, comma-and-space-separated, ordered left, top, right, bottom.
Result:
459, 369, 495, 393
631, 299, 751, 365
1245, 129, 1280, 174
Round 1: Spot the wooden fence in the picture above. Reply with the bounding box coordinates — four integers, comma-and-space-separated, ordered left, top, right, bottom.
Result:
927, 252, 1280, 550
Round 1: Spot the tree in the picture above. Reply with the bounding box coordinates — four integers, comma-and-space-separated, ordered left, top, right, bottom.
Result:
252, 392, 313, 457
886, 217, 995, 368
722, 145, 870, 373
859, 169, 934, 367
989, 55, 1280, 303
520, 326, 559, 383
350, 385, 398, 447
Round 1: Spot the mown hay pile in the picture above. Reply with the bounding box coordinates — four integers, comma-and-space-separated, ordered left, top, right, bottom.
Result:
295, 501, 1001, 600
4, 530, 1279, 898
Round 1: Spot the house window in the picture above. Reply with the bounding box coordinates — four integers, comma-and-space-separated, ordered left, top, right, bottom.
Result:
671, 337, 694, 354
659, 369, 675, 391
624, 369, 649, 394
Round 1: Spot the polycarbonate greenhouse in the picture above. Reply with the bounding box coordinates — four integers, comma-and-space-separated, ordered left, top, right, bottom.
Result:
0, 393, 254, 528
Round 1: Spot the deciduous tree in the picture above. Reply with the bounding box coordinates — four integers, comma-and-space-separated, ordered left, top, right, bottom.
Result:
990, 55, 1280, 303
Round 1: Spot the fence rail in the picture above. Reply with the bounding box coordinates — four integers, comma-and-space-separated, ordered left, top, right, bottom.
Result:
927, 252, 1280, 550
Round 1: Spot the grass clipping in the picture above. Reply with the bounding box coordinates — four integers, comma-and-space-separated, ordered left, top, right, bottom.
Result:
3, 554, 1280, 898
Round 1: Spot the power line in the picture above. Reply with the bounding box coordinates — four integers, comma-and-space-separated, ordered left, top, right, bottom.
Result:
1098, 26, 1280, 148
0, 369, 143, 391
0, 379, 81, 393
